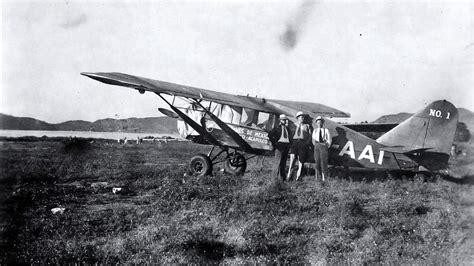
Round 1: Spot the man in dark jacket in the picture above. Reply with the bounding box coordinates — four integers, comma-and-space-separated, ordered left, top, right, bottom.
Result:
269, 114, 292, 181
288, 111, 312, 181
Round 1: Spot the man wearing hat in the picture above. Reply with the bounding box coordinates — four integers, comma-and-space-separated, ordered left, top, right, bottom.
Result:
312, 116, 332, 181
269, 114, 292, 180
287, 111, 312, 181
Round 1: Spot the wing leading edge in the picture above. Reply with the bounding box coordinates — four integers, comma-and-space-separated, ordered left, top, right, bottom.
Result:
81, 72, 350, 118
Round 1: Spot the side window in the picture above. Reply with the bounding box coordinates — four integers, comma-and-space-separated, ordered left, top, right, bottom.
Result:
257, 112, 269, 128
257, 112, 277, 131
268, 114, 277, 130
192, 102, 243, 125
209, 102, 222, 117
207, 103, 239, 124
230, 106, 242, 124
241, 108, 258, 127
220, 105, 233, 123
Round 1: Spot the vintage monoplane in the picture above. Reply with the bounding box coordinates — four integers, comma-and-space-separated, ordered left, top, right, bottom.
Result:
82, 72, 458, 176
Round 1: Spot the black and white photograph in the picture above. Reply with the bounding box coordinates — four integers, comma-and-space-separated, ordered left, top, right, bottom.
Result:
1, 0, 473, 264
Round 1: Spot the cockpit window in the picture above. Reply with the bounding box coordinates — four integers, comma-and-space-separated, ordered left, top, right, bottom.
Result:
241, 108, 258, 127
229, 106, 242, 124
180, 101, 274, 130
257, 112, 269, 126
257, 112, 277, 131
205, 103, 242, 124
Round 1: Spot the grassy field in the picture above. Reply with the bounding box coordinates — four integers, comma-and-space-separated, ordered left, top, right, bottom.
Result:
0, 138, 473, 264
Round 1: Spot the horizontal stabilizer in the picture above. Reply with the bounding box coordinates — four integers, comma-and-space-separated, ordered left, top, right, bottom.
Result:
381, 146, 432, 154
345, 123, 398, 133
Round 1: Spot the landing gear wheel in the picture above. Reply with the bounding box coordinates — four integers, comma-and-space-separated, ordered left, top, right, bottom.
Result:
224, 153, 247, 176
189, 154, 213, 176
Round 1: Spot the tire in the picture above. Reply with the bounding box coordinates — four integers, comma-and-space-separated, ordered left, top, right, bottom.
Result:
224, 154, 247, 176
189, 154, 212, 176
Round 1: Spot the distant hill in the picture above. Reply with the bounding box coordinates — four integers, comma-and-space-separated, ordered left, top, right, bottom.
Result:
372, 112, 412, 124
0, 114, 57, 131
458, 108, 474, 130
56, 120, 92, 131
0, 113, 178, 134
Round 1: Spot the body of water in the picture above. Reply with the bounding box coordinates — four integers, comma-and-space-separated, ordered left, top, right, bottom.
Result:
0, 130, 181, 140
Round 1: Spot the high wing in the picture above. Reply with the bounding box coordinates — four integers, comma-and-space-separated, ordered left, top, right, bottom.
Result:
81, 72, 350, 118
264, 99, 350, 118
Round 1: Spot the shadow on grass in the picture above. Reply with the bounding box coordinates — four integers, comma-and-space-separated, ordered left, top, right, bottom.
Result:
440, 174, 474, 185
176, 238, 295, 264
330, 167, 474, 185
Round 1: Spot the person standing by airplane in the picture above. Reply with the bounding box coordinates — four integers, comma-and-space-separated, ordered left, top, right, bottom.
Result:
269, 114, 292, 181
312, 116, 331, 181
288, 111, 312, 181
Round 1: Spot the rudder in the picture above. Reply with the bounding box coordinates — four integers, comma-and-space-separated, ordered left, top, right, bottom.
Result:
377, 100, 458, 171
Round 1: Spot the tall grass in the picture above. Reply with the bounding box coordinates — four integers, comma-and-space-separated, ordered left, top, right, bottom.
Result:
0, 139, 472, 264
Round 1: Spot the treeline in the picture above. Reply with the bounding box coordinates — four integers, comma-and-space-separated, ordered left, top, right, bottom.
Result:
456, 122, 471, 142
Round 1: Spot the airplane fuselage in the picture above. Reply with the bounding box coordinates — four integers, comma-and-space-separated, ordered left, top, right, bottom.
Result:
324, 119, 416, 171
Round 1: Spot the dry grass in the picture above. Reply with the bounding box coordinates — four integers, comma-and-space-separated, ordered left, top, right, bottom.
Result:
0, 138, 473, 264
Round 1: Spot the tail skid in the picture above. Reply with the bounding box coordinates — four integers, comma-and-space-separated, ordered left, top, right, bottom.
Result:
377, 100, 458, 171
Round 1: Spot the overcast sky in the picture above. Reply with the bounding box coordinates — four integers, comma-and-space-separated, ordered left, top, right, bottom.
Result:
1, 0, 473, 123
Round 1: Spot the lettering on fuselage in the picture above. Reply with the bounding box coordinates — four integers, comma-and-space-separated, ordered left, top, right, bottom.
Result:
228, 125, 270, 145
338, 141, 385, 165
429, 109, 451, 119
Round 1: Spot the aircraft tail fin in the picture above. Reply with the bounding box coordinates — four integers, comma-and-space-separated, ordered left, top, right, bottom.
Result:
377, 100, 458, 171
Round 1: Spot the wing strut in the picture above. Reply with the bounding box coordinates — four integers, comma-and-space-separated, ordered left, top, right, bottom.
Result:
192, 99, 255, 153
156, 93, 222, 147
